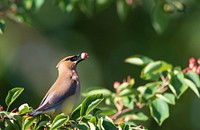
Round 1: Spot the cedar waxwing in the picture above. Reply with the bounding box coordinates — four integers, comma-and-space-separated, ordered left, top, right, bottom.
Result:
30, 52, 88, 116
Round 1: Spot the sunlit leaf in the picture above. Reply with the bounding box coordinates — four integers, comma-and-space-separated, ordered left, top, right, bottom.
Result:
22, 117, 37, 130
185, 71, 200, 97
82, 87, 112, 98
169, 68, 188, 98
76, 121, 89, 130
99, 116, 117, 130
71, 104, 81, 120
50, 113, 69, 130
184, 78, 200, 97
119, 122, 131, 130
5, 87, 24, 111
156, 93, 175, 105
80, 94, 104, 116
100, 107, 117, 116
125, 55, 153, 66
149, 98, 169, 125
88, 121, 96, 130
142, 82, 161, 99
18, 103, 32, 115
141, 61, 172, 80
133, 112, 149, 121
122, 96, 134, 109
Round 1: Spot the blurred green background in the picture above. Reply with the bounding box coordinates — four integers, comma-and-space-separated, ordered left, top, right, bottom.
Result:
1, 0, 200, 129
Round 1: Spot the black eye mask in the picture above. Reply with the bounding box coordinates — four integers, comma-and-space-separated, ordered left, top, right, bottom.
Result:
67, 56, 78, 62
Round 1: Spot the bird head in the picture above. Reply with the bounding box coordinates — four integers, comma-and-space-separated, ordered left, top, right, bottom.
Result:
56, 52, 88, 70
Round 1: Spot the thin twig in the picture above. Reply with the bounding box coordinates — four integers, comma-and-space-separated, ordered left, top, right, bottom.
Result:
110, 108, 132, 120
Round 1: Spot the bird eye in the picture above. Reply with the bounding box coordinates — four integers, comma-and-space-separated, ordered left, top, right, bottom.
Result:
68, 56, 78, 61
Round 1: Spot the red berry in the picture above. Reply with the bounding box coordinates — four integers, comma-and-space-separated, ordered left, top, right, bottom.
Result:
189, 62, 195, 68
113, 81, 120, 89
197, 58, 200, 65
81, 52, 88, 60
189, 57, 195, 63
197, 66, 200, 74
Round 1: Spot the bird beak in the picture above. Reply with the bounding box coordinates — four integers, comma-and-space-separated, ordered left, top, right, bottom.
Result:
77, 52, 88, 63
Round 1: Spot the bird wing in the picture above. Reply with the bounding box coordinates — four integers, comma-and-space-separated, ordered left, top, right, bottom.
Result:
34, 80, 77, 112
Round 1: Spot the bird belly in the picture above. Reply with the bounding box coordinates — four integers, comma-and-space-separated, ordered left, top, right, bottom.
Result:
60, 95, 77, 115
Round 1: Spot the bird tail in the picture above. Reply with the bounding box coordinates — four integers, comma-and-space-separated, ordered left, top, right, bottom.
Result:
29, 110, 42, 116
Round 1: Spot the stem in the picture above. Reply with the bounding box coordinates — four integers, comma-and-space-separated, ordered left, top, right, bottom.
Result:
6, 105, 10, 112
110, 108, 132, 120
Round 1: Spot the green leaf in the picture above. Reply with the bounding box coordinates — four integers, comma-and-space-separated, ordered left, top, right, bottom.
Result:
5, 119, 20, 130
118, 82, 130, 92
184, 78, 200, 98
156, 93, 175, 105
71, 104, 81, 120
185, 71, 200, 87
0, 20, 5, 34
99, 116, 117, 130
50, 113, 69, 130
22, 117, 37, 130
18, 103, 32, 115
76, 121, 89, 130
133, 112, 149, 121
88, 121, 96, 130
141, 61, 172, 80
80, 94, 104, 117
185, 71, 200, 97
138, 82, 161, 100
151, 0, 171, 34
119, 122, 131, 130
99, 107, 117, 116
149, 98, 169, 125
116, 0, 131, 21
82, 87, 112, 98
122, 96, 134, 109
125, 55, 154, 66
36, 121, 49, 129
5, 87, 24, 111
119, 89, 139, 97
169, 69, 188, 98
123, 112, 148, 122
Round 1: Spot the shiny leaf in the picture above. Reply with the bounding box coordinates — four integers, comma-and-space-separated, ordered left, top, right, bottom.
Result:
50, 113, 69, 130
5, 87, 24, 111
125, 55, 153, 66
141, 61, 172, 80
156, 93, 175, 105
81, 94, 104, 116
149, 98, 169, 125
169, 68, 188, 98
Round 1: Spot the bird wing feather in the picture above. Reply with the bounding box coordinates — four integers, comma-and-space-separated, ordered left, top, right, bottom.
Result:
34, 80, 77, 112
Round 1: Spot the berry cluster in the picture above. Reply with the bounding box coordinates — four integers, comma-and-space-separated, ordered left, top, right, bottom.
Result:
183, 57, 200, 74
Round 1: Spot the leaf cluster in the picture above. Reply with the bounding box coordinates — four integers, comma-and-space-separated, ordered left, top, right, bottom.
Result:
1, 55, 200, 129
0, 0, 187, 34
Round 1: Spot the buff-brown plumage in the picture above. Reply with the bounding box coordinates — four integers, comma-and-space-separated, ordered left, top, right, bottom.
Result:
30, 52, 88, 116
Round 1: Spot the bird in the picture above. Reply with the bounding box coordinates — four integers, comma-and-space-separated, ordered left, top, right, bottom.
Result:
29, 52, 88, 116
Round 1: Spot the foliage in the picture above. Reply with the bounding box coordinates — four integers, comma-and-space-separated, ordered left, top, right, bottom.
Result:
1, 55, 200, 129
0, 0, 186, 34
